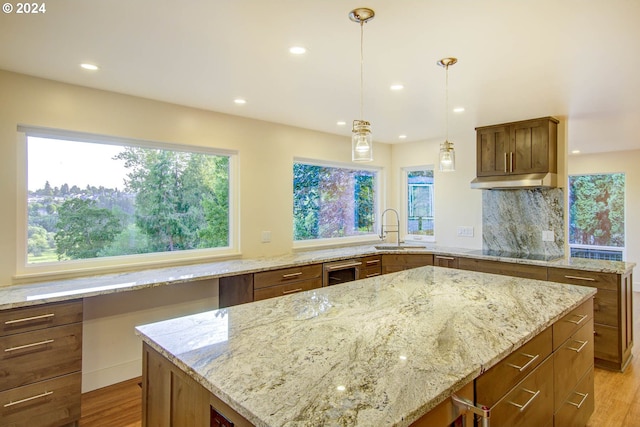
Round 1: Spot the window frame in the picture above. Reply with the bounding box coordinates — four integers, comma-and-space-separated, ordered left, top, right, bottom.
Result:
292, 157, 382, 250
567, 172, 626, 261
16, 125, 240, 279
402, 165, 436, 243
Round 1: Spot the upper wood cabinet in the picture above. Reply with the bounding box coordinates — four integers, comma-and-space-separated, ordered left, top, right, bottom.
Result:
476, 117, 559, 177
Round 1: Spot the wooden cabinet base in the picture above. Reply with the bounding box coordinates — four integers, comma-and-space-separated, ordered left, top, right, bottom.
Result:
142, 343, 253, 427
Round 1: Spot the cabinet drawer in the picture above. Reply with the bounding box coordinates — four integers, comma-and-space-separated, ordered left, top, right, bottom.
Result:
433, 254, 459, 268
360, 255, 382, 279
457, 258, 547, 280
0, 323, 82, 392
552, 298, 593, 349
554, 319, 594, 411
490, 356, 554, 427
0, 372, 81, 427
554, 366, 594, 427
0, 300, 83, 337
593, 289, 618, 327
254, 278, 322, 301
547, 268, 618, 291
593, 323, 619, 363
476, 327, 552, 407
254, 264, 322, 289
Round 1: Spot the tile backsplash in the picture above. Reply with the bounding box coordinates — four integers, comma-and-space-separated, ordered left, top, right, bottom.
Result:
482, 188, 564, 257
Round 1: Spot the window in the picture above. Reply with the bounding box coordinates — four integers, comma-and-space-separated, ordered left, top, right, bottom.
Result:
568, 173, 625, 261
403, 166, 435, 242
24, 128, 236, 266
293, 160, 378, 243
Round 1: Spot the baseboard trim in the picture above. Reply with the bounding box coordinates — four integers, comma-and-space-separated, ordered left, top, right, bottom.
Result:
82, 358, 141, 393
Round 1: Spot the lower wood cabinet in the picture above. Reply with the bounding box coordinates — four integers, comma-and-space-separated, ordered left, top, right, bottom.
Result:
381, 254, 433, 274
547, 267, 633, 371
253, 264, 322, 301
474, 298, 594, 427
0, 299, 83, 427
143, 343, 253, 427
457, 257, 547, 280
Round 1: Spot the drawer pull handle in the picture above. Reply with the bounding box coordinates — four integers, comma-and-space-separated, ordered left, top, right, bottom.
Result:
327, 262, 362, 271
507, 352, 539, 372
4, 390, 53, 408
564, 275, 596, 282
436, 256, 455, 260
5, 339, 54, 353
568, 391, 589, 409
282, 288, 303, 295
567, 339, 589, 353
366, 273, 380, 278
566, 314, 589, 325
508, 388, 540, 412
282, 272, 303, 279
4, 313, 55, 325
366, 260, 380, 265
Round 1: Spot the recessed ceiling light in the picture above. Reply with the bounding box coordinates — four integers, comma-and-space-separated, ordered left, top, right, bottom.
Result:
336, 385, 346, 391
399, 135, 407, 139
390, 84, 404, 91
571, 150, 581, 154
289, 46, 306, 55
453, 107, 465, 113
80, 63, 99, 71
336, 121, 347, 126
234, 99, 247, 105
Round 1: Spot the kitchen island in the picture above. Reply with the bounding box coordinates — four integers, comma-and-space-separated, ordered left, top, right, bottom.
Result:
136, 266, 597, 427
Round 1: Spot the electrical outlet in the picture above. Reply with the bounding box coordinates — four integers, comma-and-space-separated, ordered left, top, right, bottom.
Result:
261, 231, 271, 243
457, 226, 474, 237
542, 230, 554, 242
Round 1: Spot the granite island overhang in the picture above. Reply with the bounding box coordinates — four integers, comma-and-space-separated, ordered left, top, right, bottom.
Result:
135, 265, 597, 427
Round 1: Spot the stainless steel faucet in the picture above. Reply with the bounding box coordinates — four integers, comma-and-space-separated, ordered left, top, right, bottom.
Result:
379, 208, 401, 247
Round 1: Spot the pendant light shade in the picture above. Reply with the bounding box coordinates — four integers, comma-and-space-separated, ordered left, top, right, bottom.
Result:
438, 57, 457, 172
352, 120, 373, 162
349, 8, 375, 162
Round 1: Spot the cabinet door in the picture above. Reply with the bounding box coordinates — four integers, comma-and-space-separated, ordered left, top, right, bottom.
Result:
510, 119, 554, 174
476, 125, 510, 177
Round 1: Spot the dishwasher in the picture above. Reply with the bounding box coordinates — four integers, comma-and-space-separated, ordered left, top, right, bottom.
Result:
322, 259, 363, 286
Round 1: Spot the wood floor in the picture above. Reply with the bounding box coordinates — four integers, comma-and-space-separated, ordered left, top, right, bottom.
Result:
79, 292, 640, 427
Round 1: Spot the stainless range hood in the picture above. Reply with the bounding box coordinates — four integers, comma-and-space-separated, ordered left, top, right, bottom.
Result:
470, 172, 558, 190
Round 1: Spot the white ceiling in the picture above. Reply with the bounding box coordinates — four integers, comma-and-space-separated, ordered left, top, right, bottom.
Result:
1, 0, 639, 154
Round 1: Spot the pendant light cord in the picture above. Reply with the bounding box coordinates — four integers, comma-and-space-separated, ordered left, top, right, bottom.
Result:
360, 21, 364, 121
445, 64, 449, 142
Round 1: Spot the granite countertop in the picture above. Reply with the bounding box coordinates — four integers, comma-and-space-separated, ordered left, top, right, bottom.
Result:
0, 244, 634, 310
136, 266, 597, 427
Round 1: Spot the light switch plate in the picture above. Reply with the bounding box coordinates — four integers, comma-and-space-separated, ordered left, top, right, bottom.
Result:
542, 230, 554, 241
456, 226, 474, 237
261, 231, 271, 243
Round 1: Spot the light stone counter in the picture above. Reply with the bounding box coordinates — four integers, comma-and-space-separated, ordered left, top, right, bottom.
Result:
136, 266, 596, 427
0, 244, 634, 310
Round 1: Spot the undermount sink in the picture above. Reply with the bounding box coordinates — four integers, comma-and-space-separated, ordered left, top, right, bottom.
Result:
374, 244, 426, 250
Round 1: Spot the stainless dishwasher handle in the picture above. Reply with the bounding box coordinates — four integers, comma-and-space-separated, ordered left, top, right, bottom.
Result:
327, 262, 362, 270
4, 313, 55, 325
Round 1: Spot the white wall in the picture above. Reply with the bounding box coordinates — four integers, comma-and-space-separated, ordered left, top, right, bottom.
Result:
390, 131, 483, 249
0, 70, 393, 391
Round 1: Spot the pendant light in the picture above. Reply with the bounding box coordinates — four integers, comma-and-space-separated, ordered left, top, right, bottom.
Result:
438, 57, 457, 172
349, 8, 375, 162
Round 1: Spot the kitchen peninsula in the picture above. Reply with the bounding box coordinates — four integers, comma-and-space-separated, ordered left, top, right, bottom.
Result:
136, 266, 597, 427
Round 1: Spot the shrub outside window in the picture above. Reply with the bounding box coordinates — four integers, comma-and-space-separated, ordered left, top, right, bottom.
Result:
568, 173, 625, 261
293, 160, 378, 242
25, 130, 234, 265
